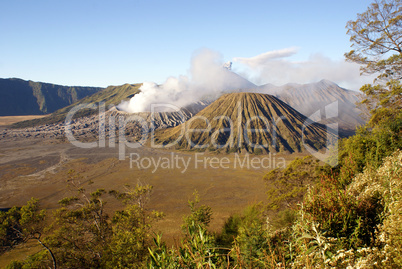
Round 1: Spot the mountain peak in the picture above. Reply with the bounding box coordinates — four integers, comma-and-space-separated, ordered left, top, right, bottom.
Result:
318, 79, 337, 86
154, 92, 337, 153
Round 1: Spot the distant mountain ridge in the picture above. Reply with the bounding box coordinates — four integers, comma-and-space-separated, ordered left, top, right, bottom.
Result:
11, 83, 141, 128
257, 79, 366, 135
0, 78, 103, 116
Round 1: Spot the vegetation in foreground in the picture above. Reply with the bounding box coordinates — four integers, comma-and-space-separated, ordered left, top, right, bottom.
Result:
1, 0, 402, 268
1, 135, 400, 268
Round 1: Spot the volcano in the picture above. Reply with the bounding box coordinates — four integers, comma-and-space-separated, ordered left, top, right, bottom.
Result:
153, 92, 338, 153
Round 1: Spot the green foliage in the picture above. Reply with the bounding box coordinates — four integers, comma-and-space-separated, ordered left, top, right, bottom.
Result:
148, 223, 224, 268
348, 150, 402, 267
232, 205, 269, 266
45, 188, 111, 268
6, 250, 51, 269
0, 198, 46, 253
109, 184, 154, 208
0, 207, 24, 253
46, 184, 162, 268
344, 0, 402, 180
345, 0, 402, 81
338, 109, 402, 185
228, 205, 291, 268
0, 199, 54, 268
231, 151, 401, 268
215, 214, 241, 248
291, 150, 402, 268
147, 234, 177, 268
182, 191, 213, 233
106, 205, 155, 268
344, 0, 402, 183
264, 156, 320, 213
222, 151, 401, 268
7, 181, 162, 269
272, 208, 297, 230
304, 175, 384, 249
106, 185, 163, 268
360, 80, 402, 127
148, 193, 226, 268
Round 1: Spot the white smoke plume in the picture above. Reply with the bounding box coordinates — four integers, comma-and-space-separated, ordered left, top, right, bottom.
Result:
118, 49, 255, 113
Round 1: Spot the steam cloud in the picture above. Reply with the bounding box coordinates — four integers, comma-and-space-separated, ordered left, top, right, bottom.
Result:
118, 49, 255, 113
119, 47, 373, 113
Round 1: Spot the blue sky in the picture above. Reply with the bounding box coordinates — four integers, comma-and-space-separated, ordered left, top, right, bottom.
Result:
0, 0, 373, 88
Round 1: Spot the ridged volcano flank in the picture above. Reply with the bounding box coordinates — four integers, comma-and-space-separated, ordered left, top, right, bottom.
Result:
154, 92, 338, 153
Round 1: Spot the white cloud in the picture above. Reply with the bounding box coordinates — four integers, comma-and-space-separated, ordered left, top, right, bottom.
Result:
233, 49, 374, 90
233, 47, 299, 68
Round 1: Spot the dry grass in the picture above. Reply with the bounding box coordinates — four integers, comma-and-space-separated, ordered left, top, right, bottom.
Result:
0, 115, 49, 126
0, 241, 42, 268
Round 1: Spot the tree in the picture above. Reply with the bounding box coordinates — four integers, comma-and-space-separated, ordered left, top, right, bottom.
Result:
1, 199, 56, 269
107, 184, 163, 268
181, 191, 213, 233
345, 0, 402, 127
345, 0, 402, 81
46, 188, 111, 268
148, 191, 221, 268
